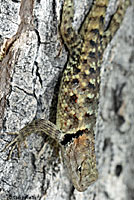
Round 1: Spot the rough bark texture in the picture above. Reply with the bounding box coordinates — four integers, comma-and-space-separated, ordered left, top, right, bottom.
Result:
0, 0, 134, 199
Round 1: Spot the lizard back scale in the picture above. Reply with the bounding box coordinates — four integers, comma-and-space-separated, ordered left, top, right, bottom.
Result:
57, 0, 130, 191
1, 0, 130, 192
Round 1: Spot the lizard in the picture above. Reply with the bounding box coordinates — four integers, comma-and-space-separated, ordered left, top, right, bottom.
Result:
1, 0, 130, 192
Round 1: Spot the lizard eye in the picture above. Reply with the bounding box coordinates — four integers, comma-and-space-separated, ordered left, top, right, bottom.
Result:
77, 165, 82, 173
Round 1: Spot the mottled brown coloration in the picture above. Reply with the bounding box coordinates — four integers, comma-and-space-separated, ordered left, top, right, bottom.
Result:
56, 0, 130, 191
1, 0, 130, 192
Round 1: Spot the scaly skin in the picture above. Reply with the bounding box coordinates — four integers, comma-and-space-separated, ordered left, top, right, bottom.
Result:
1, 0, 130, 192
57, 0, 130, 191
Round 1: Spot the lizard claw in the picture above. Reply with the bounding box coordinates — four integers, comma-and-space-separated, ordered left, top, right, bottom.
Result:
1, 132, 27, 160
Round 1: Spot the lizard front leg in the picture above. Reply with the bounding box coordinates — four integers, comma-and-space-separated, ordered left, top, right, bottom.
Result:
1, 119, 64, 159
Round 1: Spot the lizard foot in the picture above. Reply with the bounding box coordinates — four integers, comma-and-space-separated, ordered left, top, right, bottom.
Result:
1, 132, 28, 160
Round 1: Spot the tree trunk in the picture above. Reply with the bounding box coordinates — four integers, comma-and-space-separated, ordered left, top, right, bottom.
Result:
0, 0, 134, 199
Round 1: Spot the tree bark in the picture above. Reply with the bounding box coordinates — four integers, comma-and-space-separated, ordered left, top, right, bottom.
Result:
0, 0, 134, 199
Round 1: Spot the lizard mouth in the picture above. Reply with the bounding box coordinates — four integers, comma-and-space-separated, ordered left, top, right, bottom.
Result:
74, 173, 98, 192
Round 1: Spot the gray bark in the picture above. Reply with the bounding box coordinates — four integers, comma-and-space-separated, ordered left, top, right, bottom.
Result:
0, 0, 134, 199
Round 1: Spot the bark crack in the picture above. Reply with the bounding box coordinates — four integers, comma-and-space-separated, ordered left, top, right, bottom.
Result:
0, 0, 35, 129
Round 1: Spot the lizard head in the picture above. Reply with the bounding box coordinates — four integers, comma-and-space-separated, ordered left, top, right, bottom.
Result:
61, 130, 98, 192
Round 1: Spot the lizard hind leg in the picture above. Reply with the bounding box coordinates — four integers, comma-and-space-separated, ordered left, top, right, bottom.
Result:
102, 0, 131, 48
60, 0, 82, 51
